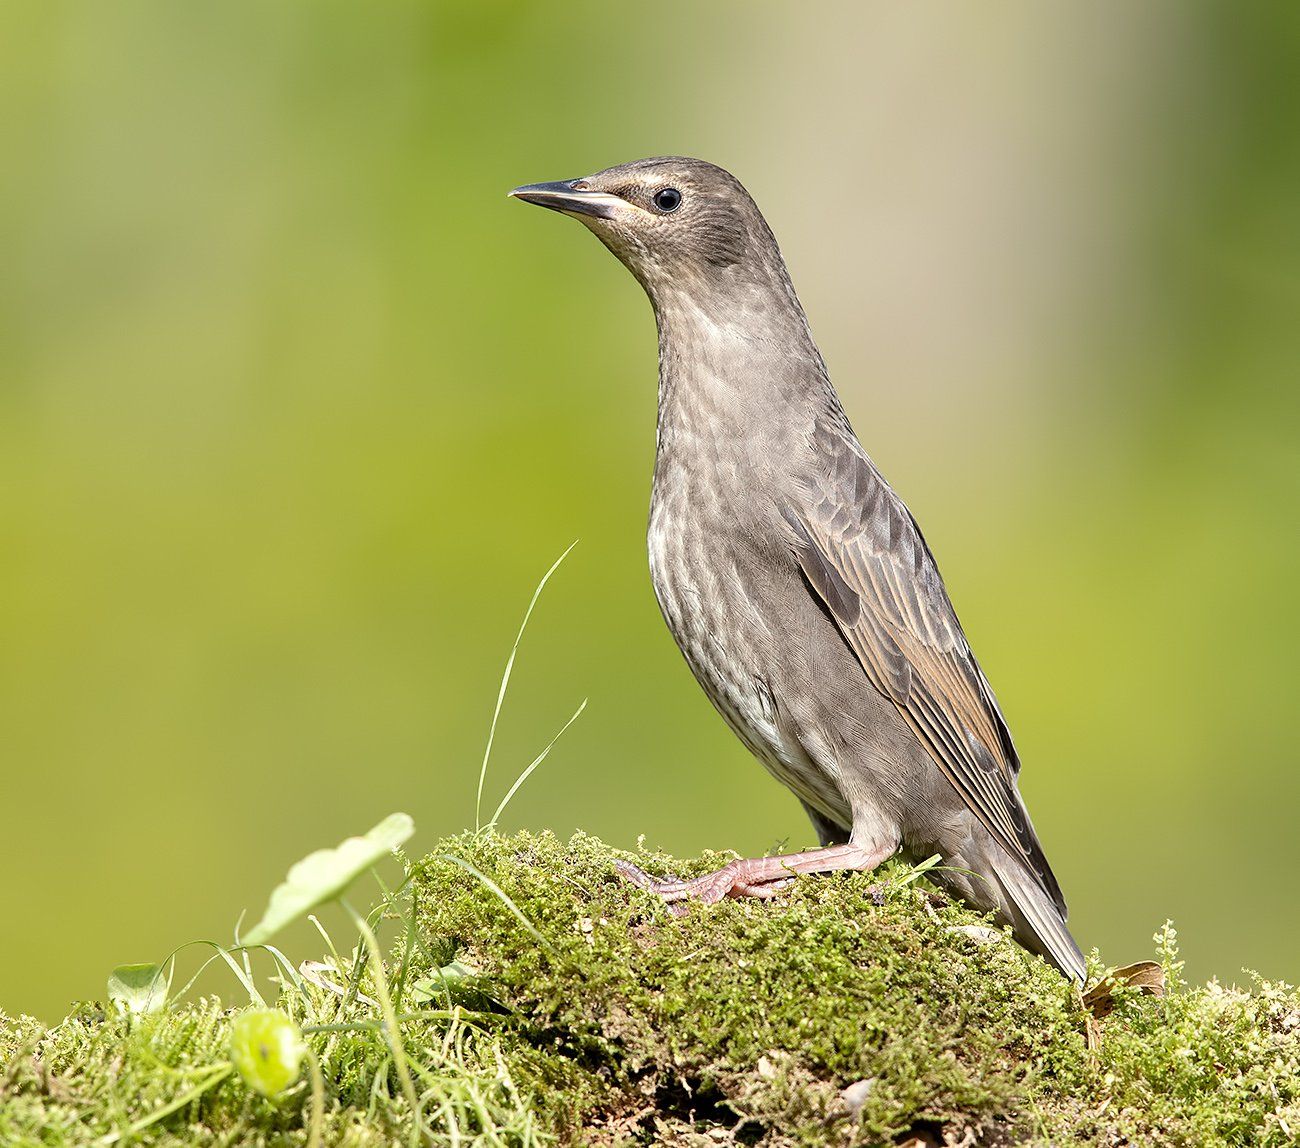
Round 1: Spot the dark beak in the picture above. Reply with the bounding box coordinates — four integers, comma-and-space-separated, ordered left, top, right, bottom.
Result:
508, 180, 623, 220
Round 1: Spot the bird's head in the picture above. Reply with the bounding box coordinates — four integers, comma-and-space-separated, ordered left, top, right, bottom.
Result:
510, 157, 787, 304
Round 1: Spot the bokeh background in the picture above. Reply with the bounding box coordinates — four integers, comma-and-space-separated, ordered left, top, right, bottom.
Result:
3, 1, 1297, 1022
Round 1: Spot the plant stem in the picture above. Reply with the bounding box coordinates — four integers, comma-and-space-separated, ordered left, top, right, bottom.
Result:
305, 1047, 325, 1148
344, 899, 427, 1146
303, 1009, 497, 1035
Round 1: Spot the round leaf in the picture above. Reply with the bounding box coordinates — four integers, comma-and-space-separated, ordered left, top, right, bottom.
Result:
241, 813, 414, 946
107, 963, 169, 1015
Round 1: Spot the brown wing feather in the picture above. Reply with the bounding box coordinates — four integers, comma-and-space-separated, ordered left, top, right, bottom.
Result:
786, 433, 1066, 914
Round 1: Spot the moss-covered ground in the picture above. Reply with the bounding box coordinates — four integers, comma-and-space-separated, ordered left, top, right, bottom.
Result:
3, 831, 1298, 1145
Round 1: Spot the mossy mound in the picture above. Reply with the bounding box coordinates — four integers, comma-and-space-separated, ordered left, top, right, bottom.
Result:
414, 832, 1300, 1145
3, 831, 1298, 1145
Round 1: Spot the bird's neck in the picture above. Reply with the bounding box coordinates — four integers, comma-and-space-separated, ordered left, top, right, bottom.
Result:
648, 275, 842, 471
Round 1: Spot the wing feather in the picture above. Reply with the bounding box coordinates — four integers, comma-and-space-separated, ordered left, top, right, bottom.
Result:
787, 432, 1066, 913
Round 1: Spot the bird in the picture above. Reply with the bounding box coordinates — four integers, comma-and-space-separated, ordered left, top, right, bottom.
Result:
509, 157, 1086, 983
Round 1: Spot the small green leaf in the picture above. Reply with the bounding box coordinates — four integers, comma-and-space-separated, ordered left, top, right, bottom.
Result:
242, 814, 414, 946
107, 963, 169, 1015
437, 959, 478, 981
229, 1009, 307, 1097
411, 959, 480, 1002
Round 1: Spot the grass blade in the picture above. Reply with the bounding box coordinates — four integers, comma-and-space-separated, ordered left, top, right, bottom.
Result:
476, 541, 577, 831
488, 698, 587, 830
440, 854, 548, 949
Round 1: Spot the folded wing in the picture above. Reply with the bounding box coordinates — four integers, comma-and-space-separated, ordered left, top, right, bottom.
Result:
785, 429, 1066, 915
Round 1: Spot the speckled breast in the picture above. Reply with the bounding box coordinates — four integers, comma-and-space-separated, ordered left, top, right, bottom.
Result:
646, 476, 849, 822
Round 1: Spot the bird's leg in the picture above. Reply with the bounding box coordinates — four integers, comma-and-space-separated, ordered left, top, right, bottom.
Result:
615, 841, 889, 911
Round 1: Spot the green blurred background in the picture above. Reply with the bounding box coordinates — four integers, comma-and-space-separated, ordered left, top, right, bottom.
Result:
2, 1, 1297, 1022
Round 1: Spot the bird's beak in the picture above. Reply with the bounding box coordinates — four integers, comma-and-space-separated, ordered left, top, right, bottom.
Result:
508, 180, 623, 220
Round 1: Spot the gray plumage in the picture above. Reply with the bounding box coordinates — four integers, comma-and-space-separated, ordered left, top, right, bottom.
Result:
510, 157, 1085, 983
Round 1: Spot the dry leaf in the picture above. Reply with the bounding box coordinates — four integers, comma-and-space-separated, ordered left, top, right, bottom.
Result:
1083, 960, 1166, 1020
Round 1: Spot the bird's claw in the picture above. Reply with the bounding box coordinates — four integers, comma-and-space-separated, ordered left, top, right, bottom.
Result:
614, 858, 797, 909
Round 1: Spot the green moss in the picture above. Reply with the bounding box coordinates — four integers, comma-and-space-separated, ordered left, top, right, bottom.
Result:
3, 832, 1298, 1145
415, 832, 1081, 1143
415, 832, 1300, 1146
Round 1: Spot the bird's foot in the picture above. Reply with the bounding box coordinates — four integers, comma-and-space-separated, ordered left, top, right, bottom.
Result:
615, 842, 883, 915
614, 859, 795, 913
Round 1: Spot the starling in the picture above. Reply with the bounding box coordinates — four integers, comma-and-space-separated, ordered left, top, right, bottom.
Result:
510, 158, 1085, 982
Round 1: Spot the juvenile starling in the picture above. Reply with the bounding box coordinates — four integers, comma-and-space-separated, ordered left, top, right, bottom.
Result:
510, 158, 1086, 982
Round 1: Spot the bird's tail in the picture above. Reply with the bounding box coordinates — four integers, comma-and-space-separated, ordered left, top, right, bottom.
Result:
987, 853, 1086, 984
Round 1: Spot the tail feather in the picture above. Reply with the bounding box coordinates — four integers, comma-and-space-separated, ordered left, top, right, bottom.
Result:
989, 855, 1086, 984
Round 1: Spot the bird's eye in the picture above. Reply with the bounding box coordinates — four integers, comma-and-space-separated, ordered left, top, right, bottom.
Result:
652, 187, 682, 213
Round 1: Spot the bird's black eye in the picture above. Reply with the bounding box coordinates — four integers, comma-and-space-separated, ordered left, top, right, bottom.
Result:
652, 187, 682, 213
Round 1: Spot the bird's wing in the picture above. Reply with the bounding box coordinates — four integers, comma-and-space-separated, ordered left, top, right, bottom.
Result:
785, 431, 1065, 913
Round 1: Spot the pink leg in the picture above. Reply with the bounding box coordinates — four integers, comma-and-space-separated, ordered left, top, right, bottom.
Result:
616, 841, 890, 911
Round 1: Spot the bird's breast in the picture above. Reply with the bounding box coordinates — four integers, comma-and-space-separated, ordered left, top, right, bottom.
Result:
646, 459, 830, 795
646, 475, 854, 826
